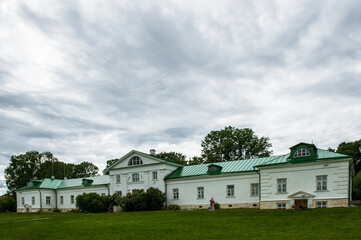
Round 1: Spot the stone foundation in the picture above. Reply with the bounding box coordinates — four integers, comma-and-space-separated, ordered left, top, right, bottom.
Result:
260, 198, 348, 209
179, 202, 259, 210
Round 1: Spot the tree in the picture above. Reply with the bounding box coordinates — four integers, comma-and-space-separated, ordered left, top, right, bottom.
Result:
0, 196, 17, 212
71, 162, 99, 178
336, 140, 361, 173
103, 159, 119, 175
5, 151, 43, 196
201, 126, 272, 163
353, 171, 361, 200
76, 193, 107, 213
188, 156, 205, 165
156, 152, 187, 165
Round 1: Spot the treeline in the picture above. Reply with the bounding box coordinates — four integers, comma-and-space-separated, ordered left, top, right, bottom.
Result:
5, 151, 99, 196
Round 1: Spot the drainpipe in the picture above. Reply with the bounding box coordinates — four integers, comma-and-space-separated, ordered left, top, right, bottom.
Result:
254, 167, 261, 207
37, 189, 42, 212
105, 184, 110, 196
348, 159, 356, 207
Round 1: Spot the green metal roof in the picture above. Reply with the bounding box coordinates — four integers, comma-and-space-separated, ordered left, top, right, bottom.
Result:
165, 148, 350, 180
17, 175, 110, 191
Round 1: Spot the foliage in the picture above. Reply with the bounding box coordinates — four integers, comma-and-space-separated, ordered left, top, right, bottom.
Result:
214, 202, 220, 210
168, 204, 181, 211
76, 193, 107, 213
104, 193, 123, 211
188, 156, 205, 165
122, 188, 165, 212
201, 126, 272, 163
336, 139, 361, 173
156, 152, 187, 165
5, 151, 99, 196
103, 159, 119, 175
53, 208, 61, 212
353, 171, 361, 200
0, 196, 16, 212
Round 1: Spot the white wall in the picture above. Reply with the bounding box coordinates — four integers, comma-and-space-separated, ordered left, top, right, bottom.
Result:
166, 173, 259, 207
259, 159, 350, 203
17, 189, 56, 212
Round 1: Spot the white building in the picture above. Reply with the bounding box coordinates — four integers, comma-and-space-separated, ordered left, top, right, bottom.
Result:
16, 143, 354, 212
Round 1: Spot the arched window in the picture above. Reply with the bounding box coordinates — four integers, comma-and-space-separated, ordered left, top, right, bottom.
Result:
128, 156, 143, 166
294, 149, 311, 157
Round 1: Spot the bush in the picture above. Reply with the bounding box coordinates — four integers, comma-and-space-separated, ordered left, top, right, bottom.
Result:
0, 196, 17, 212
122, 188, 165, 212
214, 202, 220, 210
53, 208, 61, 212
168, 204, 180, 211
104, 193, 122, 211
76, 193, 107, 213
353, 171, 361, 200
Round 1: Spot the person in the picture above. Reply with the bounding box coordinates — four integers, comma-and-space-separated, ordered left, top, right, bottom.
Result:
210, 197, 215, 211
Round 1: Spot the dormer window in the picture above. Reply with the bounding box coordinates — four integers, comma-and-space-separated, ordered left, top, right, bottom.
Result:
294, 149, 311, 158
128, 156, 143, 166
207, 164, 222, 175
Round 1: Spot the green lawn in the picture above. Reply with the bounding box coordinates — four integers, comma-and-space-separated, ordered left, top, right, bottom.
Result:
0, 207, 360, 240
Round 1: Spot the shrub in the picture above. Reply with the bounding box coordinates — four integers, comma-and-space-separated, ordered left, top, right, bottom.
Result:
122, 188, 165, 212
53, 208, 61, 212
104, 193, 123, 212
0, 196, 17, 212
168, 204, 180, 211
76, 193, 107, 213
214, 202, 221, 210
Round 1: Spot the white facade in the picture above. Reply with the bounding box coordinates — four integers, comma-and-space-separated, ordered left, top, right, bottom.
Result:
16, 144, 354, 212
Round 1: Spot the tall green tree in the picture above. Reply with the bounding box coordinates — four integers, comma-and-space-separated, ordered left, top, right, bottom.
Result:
201, 126, 272, 163
336, 139, 361, 173
188, 156, 205, 165
156, 152, 187, 165
103, 159, 119, 175
71, 161, 99, 178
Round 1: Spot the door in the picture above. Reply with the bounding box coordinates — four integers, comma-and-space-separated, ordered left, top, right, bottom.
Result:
295, 199, 308, 210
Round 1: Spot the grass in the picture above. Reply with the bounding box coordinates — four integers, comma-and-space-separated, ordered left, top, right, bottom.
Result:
0, 207, 360, 240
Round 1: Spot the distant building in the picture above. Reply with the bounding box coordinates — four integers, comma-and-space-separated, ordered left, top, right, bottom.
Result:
16, 142, 355, 212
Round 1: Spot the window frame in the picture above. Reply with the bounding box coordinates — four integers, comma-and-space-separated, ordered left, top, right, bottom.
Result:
317, 201, 327, 208
60, 196, 64, 204
173, 188, 179, 200
227, 185, 235, 197
46, 196, 51, 205
277, 178, 287, 193
128, 156, 143, 166
316, 175, 327, 191
21, 197, 25, 205
115, 191, 122, 196
152, 171, 158, 180
132, 173, 140, 182
197, 187, 204, 199
294, 148, 311, 157
70, 195, 75, 204
116, 174, 121, 183
277, 203, 286, 209
251, 183, 259, 196
32, 196, 35, 205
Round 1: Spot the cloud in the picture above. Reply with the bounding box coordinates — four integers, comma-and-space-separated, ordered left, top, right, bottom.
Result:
0, 0, 360, 194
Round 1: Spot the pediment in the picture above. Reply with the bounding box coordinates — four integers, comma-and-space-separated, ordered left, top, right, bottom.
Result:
288, 191, 315, 199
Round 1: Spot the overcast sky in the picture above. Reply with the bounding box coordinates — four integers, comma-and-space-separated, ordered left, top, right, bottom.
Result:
1, 0, 361, 195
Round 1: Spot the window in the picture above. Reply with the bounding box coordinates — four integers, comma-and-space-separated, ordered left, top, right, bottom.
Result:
128, 156, 143, 166
317, 201, 327, 208
277, 203, 286, 209
277, 178, 287, 193
173, 188, 179, 199
152, 171, 158, 180
132, 173, 140, 182
46, 196, 51, 205
197, 187, 204, 199
316, 175, 327, 191
116, 175, 121, 183
115, 191, 122, 196
60, 196, 64, 204
251, 183, 259, 196
71, 195, 74, 204
32, 196, 35, 205
227, 185, 234, 197
101, 193, 106, 197
294, 149, 311, 157
21, 197, 25, 205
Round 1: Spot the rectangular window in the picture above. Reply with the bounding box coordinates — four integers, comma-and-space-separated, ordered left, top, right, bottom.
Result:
115, 191, 122, 196
197, 187, 204, 199
277, 203, 286, 209
132, 173, 139, 182
173, 188, 179, 199
101, 193, 106, 197
21, 197, 25, 205
60, 196, 64, 204
152, 171, 158, 180
32, 196, 35, 205
227, 185, 234, 197
46, 196, 51, 205
316, 175, 327, 191
71, 195, 74, 204
251, 183, 259, 196
317, 201, 327, 208
116, 175, 121, 183
277, 178, 287, 193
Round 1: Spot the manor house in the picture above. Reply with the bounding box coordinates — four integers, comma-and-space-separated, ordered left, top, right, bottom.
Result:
16, 142, 354, 212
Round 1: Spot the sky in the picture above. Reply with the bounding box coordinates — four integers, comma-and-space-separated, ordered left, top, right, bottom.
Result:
0, 0, 361, 195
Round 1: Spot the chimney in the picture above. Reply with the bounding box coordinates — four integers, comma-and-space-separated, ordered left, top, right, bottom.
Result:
150, 149, 156, 156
